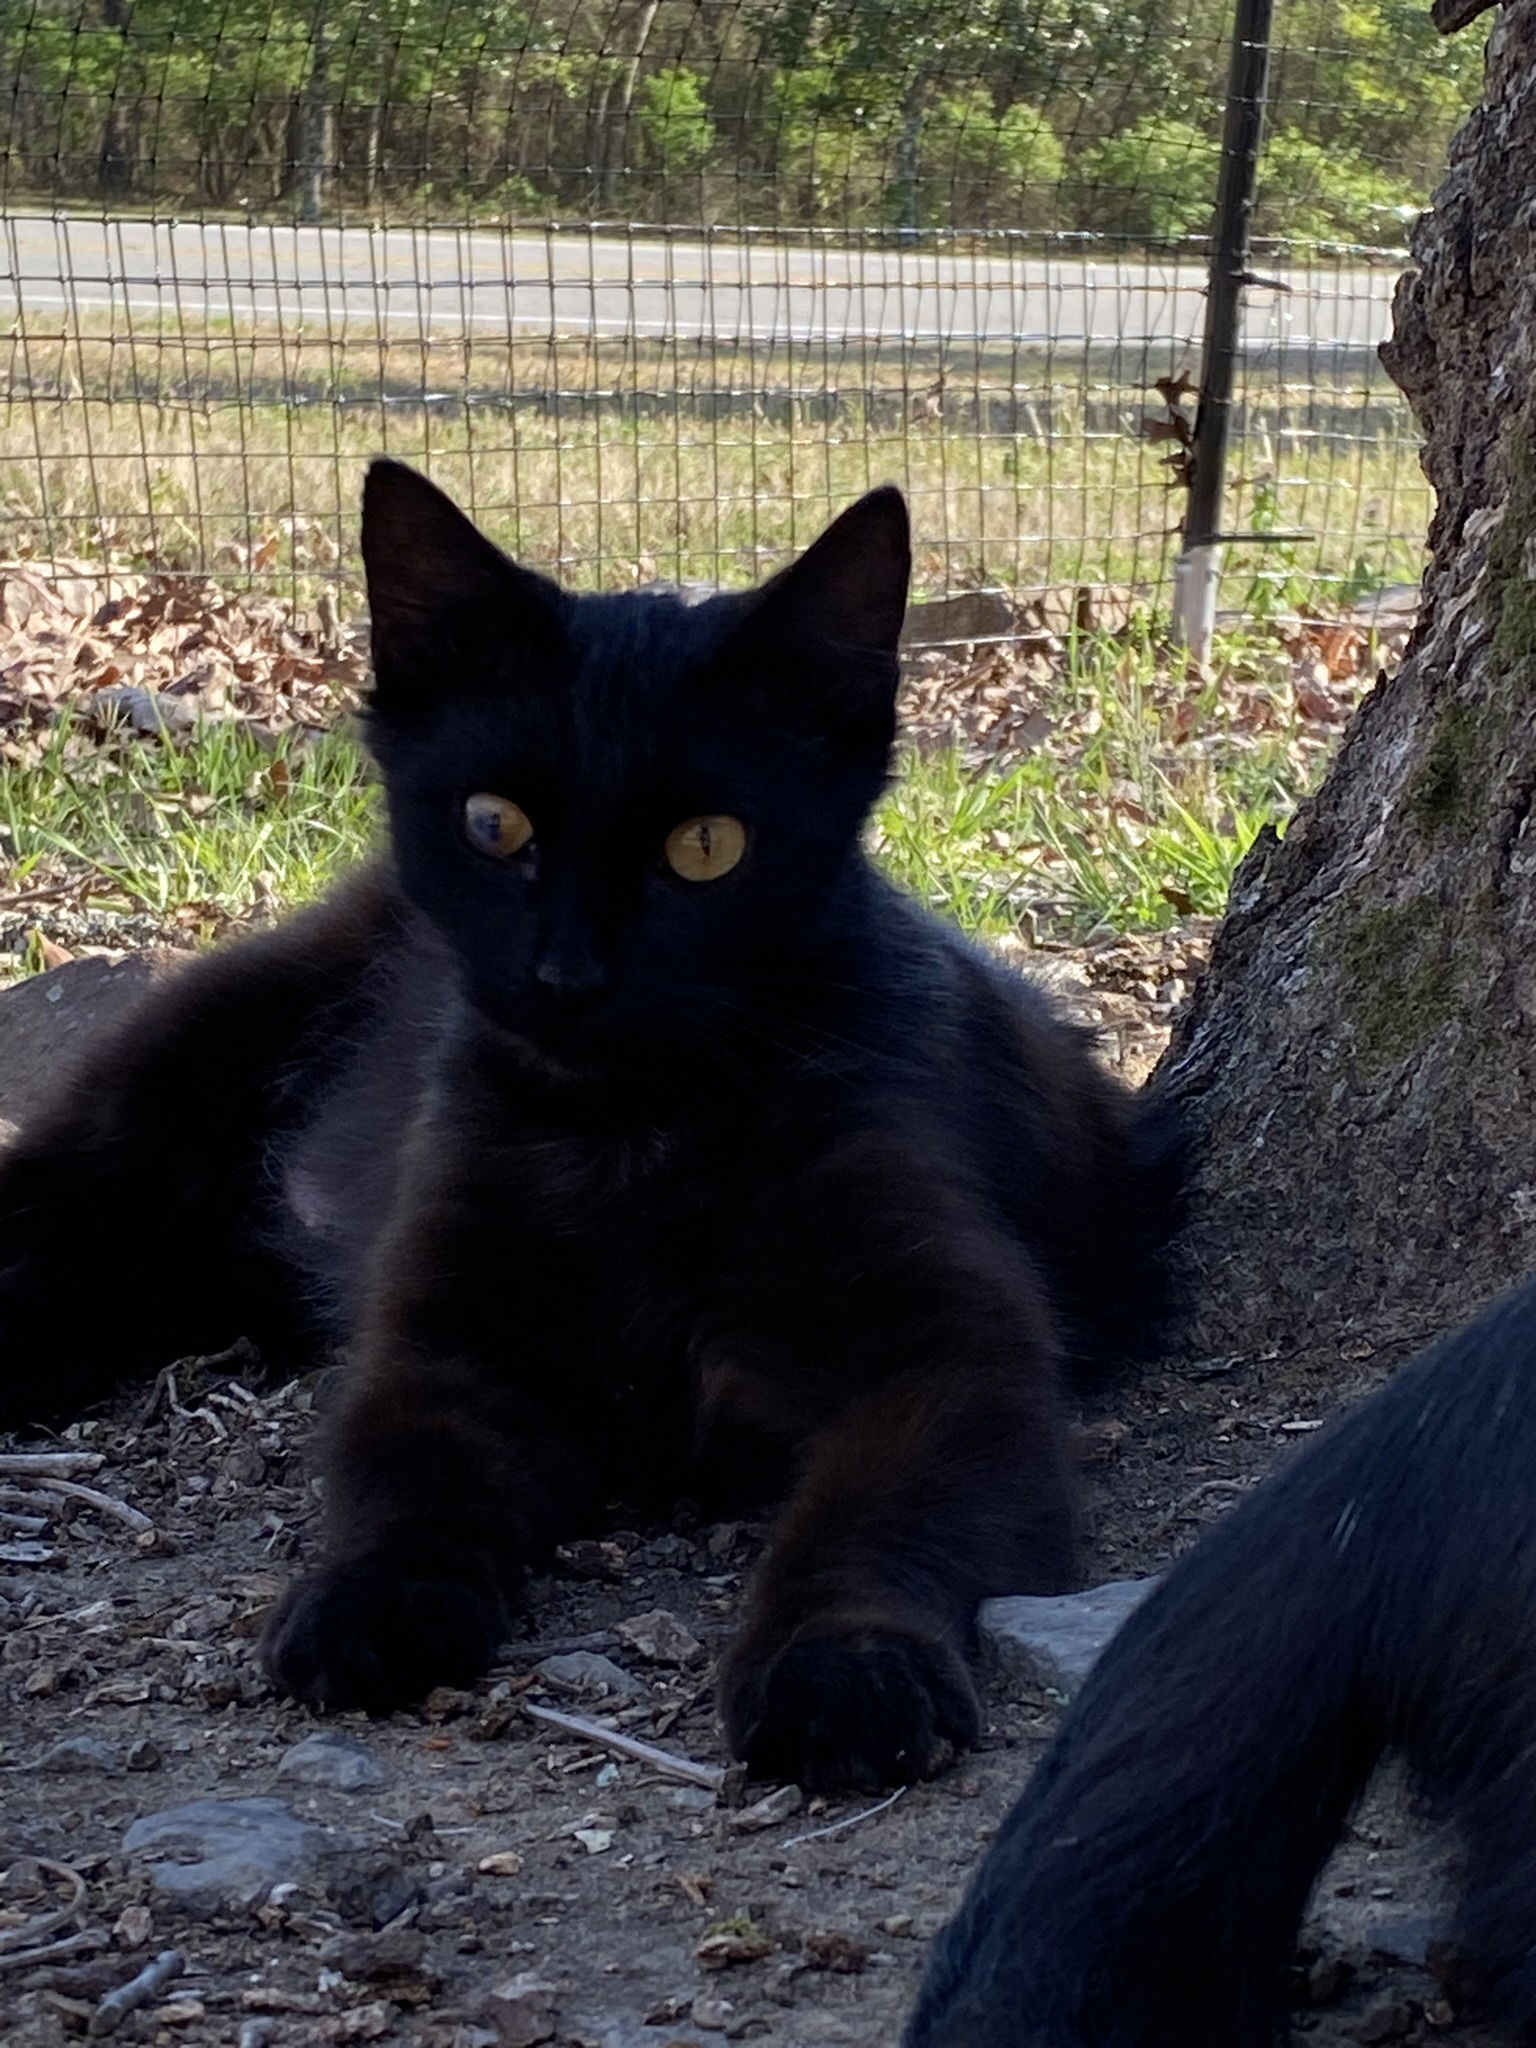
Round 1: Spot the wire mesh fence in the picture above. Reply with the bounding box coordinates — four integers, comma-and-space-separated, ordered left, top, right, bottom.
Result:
0, 0, 1484, 626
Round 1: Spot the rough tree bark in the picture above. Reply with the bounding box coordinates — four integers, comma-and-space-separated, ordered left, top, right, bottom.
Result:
1158, 0, 1536, 1356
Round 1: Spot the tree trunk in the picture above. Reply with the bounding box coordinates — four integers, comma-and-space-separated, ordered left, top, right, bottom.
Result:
1157, 1, 1536, 1357
299, 2, 333, 223
364, 102, 382, 206
602, 0, 661, 211
95, 0, 133, 197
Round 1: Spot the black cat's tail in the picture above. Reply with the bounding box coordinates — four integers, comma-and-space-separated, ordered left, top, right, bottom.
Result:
905, 1278, 1536, 2048
0, 867, 400, 1431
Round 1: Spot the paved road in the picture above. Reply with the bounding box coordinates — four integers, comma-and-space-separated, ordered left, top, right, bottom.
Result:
0, 211, 1403, 359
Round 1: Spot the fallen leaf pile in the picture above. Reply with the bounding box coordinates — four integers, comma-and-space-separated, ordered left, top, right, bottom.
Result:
898, 592, 1414, 776
0, 560, 365, 757
0, 558, 1418, 775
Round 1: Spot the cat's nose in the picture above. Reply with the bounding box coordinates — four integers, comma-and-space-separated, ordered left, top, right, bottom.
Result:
532, 951, 612, 1011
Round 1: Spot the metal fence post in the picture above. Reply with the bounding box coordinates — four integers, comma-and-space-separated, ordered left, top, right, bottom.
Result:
1171, 0, 1275, 660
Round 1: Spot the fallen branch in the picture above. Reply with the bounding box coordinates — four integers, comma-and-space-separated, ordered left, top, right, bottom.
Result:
0, 1927, 107, 1974
88, 1948, 186, 2037
495, 1630, 621, 1665
0, 1857, 87, 1955
0, 1503, 49, 1535
0, 1452, 105, 1478
782, 1786, 907, 1849
523, 1701, 724, 1792
21, 1476, 153, 1535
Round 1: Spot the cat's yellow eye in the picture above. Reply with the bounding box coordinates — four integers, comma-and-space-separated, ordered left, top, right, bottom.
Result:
664, 815, 747, 882
463, 792, 534, 858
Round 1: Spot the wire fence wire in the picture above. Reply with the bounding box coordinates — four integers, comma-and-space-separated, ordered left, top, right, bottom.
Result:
0, 0, 1483, 627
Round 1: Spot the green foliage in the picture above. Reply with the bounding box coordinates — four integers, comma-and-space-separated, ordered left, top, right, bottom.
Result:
762, 61, 890, 218
0, 714, 377, 924
0, 620, 1331, 955
876, 624, 1315, 942
917, 90, 1064, 228
637, 66, 717, 180
1069, 116, 1219, 244
0, 0, 1480, 249
1255, 130, 1420, 249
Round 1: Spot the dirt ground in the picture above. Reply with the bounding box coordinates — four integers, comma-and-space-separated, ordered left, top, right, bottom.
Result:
0, 927, 1501, 2048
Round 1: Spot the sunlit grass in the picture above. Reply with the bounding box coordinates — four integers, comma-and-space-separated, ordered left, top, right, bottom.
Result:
0, 713, 377, 932
0, 315, 1431, 609
1, 620, 1338, 952
877, 626, 1303, 938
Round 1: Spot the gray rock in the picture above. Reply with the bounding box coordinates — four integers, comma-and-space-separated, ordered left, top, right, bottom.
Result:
36, 1734, 122, 1774
88, 684, 202, 736
900, 589, 1015, 650
1366, 1911, 1451, 1965
485, 1972, 558, 2046
0, 954, 171, 1130
123, 1796, 416, 1927
728, 1784, 802, 1832
319, 1925, 428, 1981
276, 1730, 391, 1793
981, 1576, 1162, 1695
322, 1846, 422, 1930
614, 1608, 703, 1665
123, 1797, 332, 1917
533, 1651, 647, 1700
669, 1786, 716, 1812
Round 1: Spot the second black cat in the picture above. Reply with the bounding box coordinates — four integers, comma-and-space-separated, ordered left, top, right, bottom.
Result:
0, 464, 1180, 1789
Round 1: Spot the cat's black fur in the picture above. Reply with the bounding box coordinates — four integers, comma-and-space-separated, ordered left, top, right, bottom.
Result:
0, 463, 1179, 1790
906, 1274, 1536, 2045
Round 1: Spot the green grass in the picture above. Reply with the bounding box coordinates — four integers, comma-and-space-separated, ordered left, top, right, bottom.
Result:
0, 311, 1395, 946
0, 313, 1431, 609
0, 620, 1337, 952
878, 627, 1302, 938
0, 714, 377, 933
879, 745, 1278, 938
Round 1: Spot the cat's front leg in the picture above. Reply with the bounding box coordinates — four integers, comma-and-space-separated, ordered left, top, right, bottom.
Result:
719, 1363, 1073, 1790
261, 1101, 605, 1713
715, 1151, 1075, 1791
262, 1360, 597, 1710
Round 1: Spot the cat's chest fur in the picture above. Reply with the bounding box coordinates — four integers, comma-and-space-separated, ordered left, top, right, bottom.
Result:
273, 981, 807, 1452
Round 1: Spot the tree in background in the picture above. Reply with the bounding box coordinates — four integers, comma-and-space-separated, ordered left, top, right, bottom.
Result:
0, 0, 1486, 244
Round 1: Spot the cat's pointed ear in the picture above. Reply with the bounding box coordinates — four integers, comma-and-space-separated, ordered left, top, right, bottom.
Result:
361, 460, 562, 705
754, 486, 911, 657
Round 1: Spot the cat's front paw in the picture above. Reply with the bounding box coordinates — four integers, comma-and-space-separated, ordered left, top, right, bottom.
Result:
720, 1624, 980, 1793
261, 1552, 509, 1712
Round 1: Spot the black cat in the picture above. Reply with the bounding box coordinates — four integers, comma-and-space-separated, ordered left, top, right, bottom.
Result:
0, 463, 1179, 1791
906, 1274, 1536, 2044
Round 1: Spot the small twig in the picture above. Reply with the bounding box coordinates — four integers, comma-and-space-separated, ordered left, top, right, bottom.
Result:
523, 1701, 724, 1792
14, 1477, 152, 1535
0, 1927, 104, 1975
0, 1452, 105, 1478
88, 1948, 186, 2037
0, 1927, 108, 1974
0, 1505, 49, 1536
1154, 1478, 1252, 1536
0, 1857, 87, 1954
782, 1785, 907, 1849
495, 1630, 621, 1666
